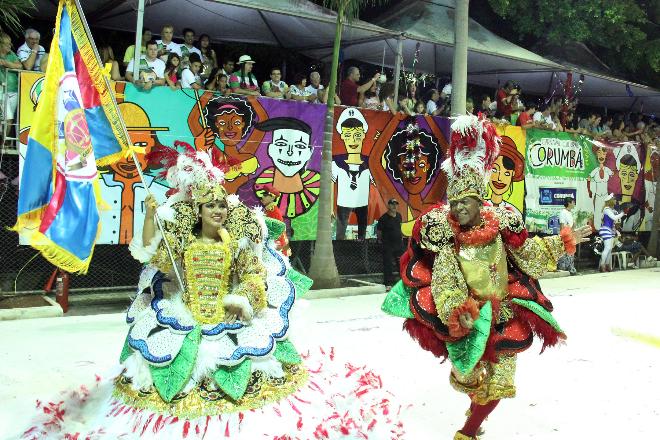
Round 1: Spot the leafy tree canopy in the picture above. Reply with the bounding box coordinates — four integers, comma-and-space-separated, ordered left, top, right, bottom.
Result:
486, 0, 660, 84
0, 0, 36, 35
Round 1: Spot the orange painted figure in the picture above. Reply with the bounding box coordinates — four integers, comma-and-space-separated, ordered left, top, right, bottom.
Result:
189, 93, 267, 193
99, 102, 169, 244
259, 184, 292, 256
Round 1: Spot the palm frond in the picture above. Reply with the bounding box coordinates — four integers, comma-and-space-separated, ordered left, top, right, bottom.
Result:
322, 0, 389, 22
0, 0, 36, 35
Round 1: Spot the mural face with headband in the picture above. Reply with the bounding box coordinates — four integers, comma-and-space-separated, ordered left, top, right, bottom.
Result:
204, 96, 255, 148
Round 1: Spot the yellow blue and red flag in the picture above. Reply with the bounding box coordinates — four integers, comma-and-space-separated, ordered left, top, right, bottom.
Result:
13, 0, 130, 274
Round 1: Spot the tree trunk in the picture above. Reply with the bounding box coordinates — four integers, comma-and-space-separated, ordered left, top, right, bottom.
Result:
451, 0, 469, 116
307, 4, 343, 288
649, 168, 660, 257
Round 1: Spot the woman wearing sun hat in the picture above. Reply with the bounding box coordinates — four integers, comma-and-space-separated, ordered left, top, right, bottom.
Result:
229, 54, 260, 96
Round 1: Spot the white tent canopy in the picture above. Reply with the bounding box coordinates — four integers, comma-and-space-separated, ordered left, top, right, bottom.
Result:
33, 0, 397, 49
301, 0, 659, 113
32, 0, 659, 112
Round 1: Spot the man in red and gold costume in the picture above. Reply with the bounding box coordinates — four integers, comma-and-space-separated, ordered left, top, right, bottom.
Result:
382, 114, 590, 440
259, 183, 291, 256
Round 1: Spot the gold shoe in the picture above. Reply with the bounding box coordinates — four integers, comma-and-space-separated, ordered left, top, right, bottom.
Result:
454, 432, 479, 440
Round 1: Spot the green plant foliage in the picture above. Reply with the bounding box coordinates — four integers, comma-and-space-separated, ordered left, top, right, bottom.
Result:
321, 0, 390, 22
150, 326, 201, 403
487, 0, 659, 78
0, 0, 36, 35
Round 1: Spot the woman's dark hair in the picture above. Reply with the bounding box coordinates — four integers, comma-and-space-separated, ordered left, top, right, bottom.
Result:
204, 95, 255, 138
614, 115, 626, 130
379, 82, 395, 102
385, 126, 439, 185
364, 83, 377, 99
293, 72, 306, 86
406, 82, 417, 100
165, 52, 180, 74
238, 63, 254, 89
197, 34, 213, 56
98, 44, 114, 63
205, 67, 221, 88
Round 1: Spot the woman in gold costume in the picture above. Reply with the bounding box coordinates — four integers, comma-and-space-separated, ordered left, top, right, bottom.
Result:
23, 145, 406, 440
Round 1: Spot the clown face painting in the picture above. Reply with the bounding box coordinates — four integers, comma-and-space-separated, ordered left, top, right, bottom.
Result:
267, 128, 312, 177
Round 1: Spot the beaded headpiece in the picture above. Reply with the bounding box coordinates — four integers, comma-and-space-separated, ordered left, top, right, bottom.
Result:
146, 140, 228, 208
443, 114, 500, 202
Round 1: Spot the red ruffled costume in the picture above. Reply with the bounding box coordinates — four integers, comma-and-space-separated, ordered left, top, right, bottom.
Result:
401, 204, 566, 364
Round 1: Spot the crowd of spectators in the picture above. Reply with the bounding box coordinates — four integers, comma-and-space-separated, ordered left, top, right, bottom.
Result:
1, 24, 659, 148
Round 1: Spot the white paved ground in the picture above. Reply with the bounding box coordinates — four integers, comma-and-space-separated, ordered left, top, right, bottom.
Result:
1, 269, 659, 439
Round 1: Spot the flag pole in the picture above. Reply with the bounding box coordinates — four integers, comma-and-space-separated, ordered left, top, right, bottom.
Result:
72, 0, 185, 292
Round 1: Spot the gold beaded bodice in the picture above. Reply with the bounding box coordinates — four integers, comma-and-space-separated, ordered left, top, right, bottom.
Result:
456, 235, 508, 300
183, 239, 234, 324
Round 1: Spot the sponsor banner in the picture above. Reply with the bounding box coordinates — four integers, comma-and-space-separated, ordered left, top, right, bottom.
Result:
524, 130, 654, 233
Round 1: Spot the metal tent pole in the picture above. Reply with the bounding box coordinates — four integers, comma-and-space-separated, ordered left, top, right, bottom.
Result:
451, 0, 469, 116
393, 36, 403, 111
132, 0, 145, 80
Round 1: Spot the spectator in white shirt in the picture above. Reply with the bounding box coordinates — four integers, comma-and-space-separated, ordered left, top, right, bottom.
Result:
125, 40, 166, 90
156, 24, 180, 63
533, 104, 556, 129
178, 28, 202, 69
287, 73, 316, 103
304, 71, 324, 103
426, 89, 443, 116
180, 53, 203, 90
17, 28, 45, 71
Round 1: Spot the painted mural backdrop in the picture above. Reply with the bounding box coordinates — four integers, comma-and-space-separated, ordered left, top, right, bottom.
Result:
19, 74, 325, 243
330, 107, 449, 238
524, 130, 655, 234
18, 72, 657, 242
489, 124, 526, 216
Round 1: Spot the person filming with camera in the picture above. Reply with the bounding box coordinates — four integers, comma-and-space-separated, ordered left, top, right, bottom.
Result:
495, 81, 519, 122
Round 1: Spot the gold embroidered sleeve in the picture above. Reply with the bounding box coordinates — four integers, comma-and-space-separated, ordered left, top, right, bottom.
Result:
149, 202, 196, 273
232, 247, 267, 313
431, 246, 469, 323
507, 235, 564, 279
419, 207, 454, 253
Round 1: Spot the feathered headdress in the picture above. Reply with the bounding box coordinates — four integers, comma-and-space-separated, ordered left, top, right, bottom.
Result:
442, 114, 501, 202
145, 141, 233, 221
